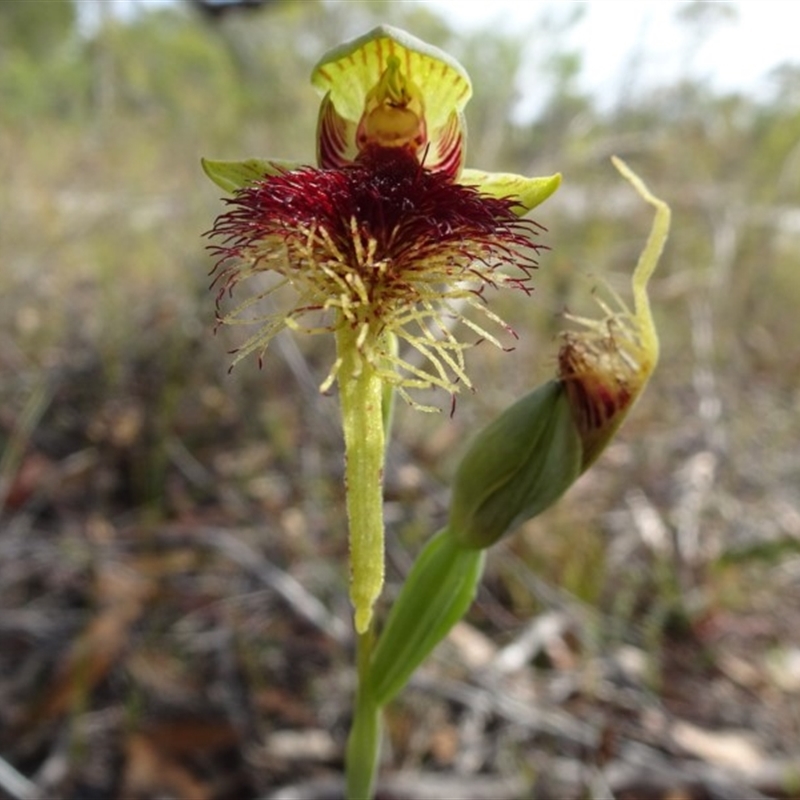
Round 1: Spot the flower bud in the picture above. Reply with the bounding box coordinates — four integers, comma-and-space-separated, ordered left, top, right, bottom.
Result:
449, 158, 670, 550
449, 380, 583, 549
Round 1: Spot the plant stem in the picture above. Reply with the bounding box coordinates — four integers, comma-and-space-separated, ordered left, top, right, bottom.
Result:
336, 324, 386, 634
345, 627, 381, 799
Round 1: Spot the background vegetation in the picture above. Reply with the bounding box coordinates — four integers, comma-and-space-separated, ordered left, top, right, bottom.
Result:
1, 1, 799, 798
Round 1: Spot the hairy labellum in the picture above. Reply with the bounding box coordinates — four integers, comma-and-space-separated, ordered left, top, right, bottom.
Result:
207, 146, 544, 402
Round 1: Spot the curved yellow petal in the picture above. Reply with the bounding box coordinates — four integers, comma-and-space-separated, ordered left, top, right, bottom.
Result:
311, 25, 471, 129
311, 25, 471, 175
201, 157, 305, 193
460, 169, 562, 216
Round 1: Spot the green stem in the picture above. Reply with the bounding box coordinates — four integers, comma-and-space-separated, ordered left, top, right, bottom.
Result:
345, 628, 381, 799
336, 324, 386, 634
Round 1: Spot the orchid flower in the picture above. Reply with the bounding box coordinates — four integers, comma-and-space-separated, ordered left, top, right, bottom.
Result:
203, 25, 560, 633
201, 27, 671, 799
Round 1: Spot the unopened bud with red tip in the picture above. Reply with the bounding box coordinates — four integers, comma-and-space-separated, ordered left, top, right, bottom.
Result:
449, 158, 670, 550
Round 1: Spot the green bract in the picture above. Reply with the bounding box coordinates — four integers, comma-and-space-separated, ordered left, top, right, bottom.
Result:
369, 529, 485, 706
449, 380, 583, 549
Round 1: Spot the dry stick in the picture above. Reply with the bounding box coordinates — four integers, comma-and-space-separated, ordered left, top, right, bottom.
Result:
0, 756, 37, 800
415, 669, 795, 800
409, 671, 597, 749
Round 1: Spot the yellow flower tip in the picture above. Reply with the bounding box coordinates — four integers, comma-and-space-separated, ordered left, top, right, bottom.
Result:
354, 601, 375, 635
351, 526, 382, 633
557, 158, 670, 470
